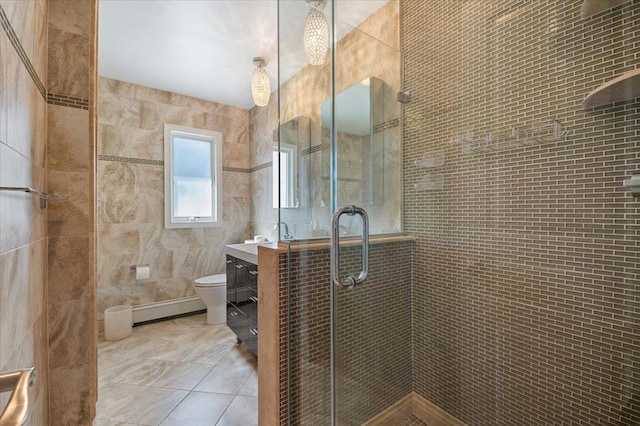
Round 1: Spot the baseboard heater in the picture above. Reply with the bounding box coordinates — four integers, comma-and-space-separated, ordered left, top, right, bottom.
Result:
132, 296, 206, 324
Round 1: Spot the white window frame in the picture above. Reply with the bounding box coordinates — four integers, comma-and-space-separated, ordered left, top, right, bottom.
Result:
164, 124, 223, 229
273, 143, 298, 208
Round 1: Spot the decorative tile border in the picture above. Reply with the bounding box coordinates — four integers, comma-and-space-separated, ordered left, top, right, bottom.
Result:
223, 166, 251, 173
250, 162, 272, 173
0, 5, 47, 100
227, 162, 273, 174
97, 155, 163, 166
373, 118, 399, 133
47, 93, 89, 110
97, 156, 270, 173
0, 5, 90, 110
301, 144, 323, 156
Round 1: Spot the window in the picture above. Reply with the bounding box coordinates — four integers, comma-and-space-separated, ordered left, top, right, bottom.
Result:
164, 124, 222, 228
273, 143, 298, 208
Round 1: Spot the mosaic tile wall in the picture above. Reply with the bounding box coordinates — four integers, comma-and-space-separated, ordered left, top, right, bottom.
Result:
279, 241, 413, 425
402, 1, 640, 425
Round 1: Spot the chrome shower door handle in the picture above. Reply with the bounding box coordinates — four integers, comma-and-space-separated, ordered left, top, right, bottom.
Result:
330, 205, 369, 288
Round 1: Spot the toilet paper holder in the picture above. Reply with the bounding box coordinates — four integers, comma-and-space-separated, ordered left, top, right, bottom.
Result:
130, 264, 151, 280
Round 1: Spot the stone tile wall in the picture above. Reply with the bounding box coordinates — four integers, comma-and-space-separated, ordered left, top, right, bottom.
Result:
46, 0, 95, 423
0, 0, 49, 424
403, 1, 640, 424
97, 78, 252, 315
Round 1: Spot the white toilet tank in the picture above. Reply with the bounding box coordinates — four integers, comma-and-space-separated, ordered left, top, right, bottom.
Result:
194, 274, 227, 325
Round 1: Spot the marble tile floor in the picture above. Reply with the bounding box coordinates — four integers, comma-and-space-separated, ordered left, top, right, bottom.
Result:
94, 313, 257, 426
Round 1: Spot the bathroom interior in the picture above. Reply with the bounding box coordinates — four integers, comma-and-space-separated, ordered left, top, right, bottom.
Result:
0, 0, 638, 425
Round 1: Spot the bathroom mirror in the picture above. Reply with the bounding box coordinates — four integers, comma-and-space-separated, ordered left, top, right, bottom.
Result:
273, 116, 311, 208
321, 77, 389, 206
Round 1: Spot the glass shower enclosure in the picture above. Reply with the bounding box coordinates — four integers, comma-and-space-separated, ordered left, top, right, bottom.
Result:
275, 0, 639, 425
277, 0, 405, 424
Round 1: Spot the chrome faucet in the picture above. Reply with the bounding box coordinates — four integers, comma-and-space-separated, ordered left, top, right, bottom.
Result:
274, 221, 294, 240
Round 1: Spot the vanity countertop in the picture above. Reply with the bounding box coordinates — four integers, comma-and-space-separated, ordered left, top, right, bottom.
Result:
225, 242, 279, 264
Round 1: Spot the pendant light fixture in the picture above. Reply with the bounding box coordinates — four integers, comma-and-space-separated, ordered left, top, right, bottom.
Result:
251, 57, 270, 107
303, 0, 329, 66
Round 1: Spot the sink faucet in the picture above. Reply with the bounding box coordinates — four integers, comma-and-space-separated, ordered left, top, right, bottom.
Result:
274, 222, 294, 240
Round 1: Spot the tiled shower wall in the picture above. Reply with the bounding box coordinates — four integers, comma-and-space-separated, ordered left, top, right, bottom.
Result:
0, 1, 49, 423
97, 78, 252, 315
279, 240, 414, 425
403, 1, 639, 425
0, 0, 94, 423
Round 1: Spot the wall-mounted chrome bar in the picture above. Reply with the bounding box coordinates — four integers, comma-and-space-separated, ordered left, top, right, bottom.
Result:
330, 205, 369, 288
0, 187, 64, 200
0, 367, 36, 426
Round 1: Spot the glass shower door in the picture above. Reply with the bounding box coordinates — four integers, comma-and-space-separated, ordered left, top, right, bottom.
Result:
330, 3, 406, 424
277, 0, 405, 424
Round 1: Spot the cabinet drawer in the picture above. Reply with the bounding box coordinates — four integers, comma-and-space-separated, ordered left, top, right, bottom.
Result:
227, 301, 257, 355
238, 299, 257, 321
227, 304, 249, 333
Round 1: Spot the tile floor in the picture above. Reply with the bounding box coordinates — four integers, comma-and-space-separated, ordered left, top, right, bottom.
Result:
94, 313, 257, 426
400, 415, 429, 426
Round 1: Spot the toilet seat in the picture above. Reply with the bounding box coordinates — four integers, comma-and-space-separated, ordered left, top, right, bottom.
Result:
194, 273, 226, 287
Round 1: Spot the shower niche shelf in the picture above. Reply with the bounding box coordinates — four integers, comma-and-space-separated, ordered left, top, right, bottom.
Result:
582, 69, 640, 109
457, 119, 568, 154
581, 0, 630, 18
413, 174, 445, 191
414, 151, 445, 168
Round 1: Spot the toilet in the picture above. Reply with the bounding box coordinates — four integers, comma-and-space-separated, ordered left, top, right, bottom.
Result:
194, 274, 227, 325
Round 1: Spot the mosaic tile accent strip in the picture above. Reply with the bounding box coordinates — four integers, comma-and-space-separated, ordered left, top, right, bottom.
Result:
0, 5, 47, 99
373, 118, 399, 133
226, 163, 272, 174
280, 241, 414, 425
250, 162, 272, 173
95, 161, 258, 171
403, 1, 640, 425
47, 92, 89, 110
97, 155, 163, 166
301, 144, 323, 156
278, 253, 290, 425
223, 166, 251, 173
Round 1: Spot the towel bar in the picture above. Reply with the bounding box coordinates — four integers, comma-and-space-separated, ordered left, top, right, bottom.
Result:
0, 187, 64, 200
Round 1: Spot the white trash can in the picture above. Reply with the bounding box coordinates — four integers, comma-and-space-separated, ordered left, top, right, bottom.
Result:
104, 305, 133, 341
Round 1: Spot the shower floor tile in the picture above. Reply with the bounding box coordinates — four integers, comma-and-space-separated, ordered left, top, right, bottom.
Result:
400, 414, 429, 426
94, 313, 257, 426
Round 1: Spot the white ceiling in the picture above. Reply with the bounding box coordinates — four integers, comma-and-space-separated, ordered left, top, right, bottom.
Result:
98, 0, 389, 110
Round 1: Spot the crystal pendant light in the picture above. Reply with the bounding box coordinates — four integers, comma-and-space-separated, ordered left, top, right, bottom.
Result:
303, 0, 329, 66
251, 57, 270, 107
